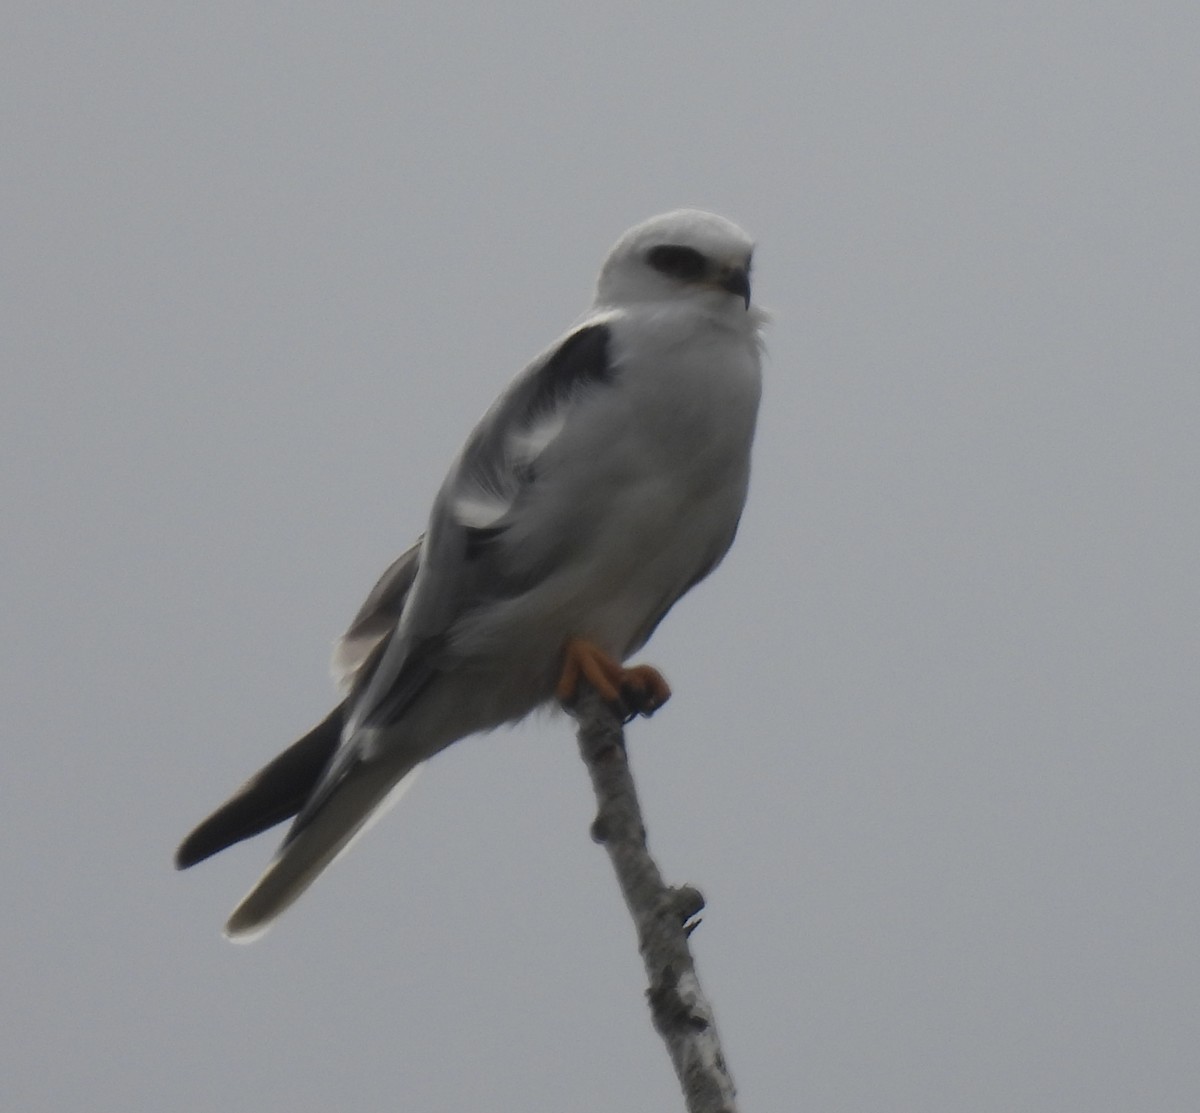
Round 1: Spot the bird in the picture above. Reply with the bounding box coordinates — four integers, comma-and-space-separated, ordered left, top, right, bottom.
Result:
176, 209, 766, 941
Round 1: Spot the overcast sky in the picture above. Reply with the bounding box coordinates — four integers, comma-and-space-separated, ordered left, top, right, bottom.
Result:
5, 3, 1199, 1111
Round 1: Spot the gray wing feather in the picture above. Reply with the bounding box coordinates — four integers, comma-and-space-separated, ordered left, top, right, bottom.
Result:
331, 537, 423, 694
278, 321, 615, 848
346, 321, 613, 734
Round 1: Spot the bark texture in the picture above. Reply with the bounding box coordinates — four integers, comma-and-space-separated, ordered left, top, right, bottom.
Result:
571, 688, 739, 1113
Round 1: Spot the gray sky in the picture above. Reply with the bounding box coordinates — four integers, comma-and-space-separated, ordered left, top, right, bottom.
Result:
5, 3, 1198, 1110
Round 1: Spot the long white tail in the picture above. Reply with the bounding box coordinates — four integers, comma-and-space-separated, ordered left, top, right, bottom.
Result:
224, 762, 422, 942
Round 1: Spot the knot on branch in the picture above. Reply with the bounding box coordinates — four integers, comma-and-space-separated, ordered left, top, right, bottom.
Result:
670, 885, 706, 923
589, 810, 646, 846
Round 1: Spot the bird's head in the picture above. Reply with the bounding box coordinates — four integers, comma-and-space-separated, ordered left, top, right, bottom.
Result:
594, 209, 756, 316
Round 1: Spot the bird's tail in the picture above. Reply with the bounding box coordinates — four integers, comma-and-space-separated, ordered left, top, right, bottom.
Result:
223, 758, 423, 942
175, 705, 345, 870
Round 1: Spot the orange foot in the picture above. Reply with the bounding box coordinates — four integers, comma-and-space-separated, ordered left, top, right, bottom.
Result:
556, 638, 672, 720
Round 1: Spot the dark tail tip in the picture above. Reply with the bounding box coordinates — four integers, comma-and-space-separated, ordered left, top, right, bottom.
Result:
175, 826, 223, 870
174, 704, 344, 870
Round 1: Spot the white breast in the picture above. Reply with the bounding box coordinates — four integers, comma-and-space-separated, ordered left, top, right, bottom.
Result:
451, 302, 762, 675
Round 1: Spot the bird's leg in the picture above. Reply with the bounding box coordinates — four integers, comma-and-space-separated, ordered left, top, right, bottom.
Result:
556, 638, 672, 720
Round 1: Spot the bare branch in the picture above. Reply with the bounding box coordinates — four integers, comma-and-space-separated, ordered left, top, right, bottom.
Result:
570, 688, 740, 1113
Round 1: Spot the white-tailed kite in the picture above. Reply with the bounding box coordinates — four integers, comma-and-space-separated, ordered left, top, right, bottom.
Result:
176, 209, 766, 940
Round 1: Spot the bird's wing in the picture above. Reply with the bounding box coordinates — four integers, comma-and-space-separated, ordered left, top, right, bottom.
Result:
330, 536, 423, 695
219, 321, 619, 939
343, 319, 615, 734
285, 320, 617, 828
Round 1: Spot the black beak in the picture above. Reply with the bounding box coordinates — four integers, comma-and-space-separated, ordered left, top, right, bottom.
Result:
719, 266, 751, 308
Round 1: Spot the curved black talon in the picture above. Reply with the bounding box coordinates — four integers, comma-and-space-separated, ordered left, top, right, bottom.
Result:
618, 684, 665, 720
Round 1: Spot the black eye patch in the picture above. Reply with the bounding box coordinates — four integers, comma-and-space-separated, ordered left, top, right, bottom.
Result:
646, 244, 708, 282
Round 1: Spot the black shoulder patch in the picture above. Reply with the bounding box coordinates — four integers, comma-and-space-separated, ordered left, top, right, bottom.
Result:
525, 323, 612, 417
449, 322, 613, 567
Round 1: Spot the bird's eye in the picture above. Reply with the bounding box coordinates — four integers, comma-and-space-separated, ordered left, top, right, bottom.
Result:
646, 244, 708, 282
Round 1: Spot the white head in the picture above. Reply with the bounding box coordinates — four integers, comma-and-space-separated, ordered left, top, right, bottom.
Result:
594, 209, 757, 315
